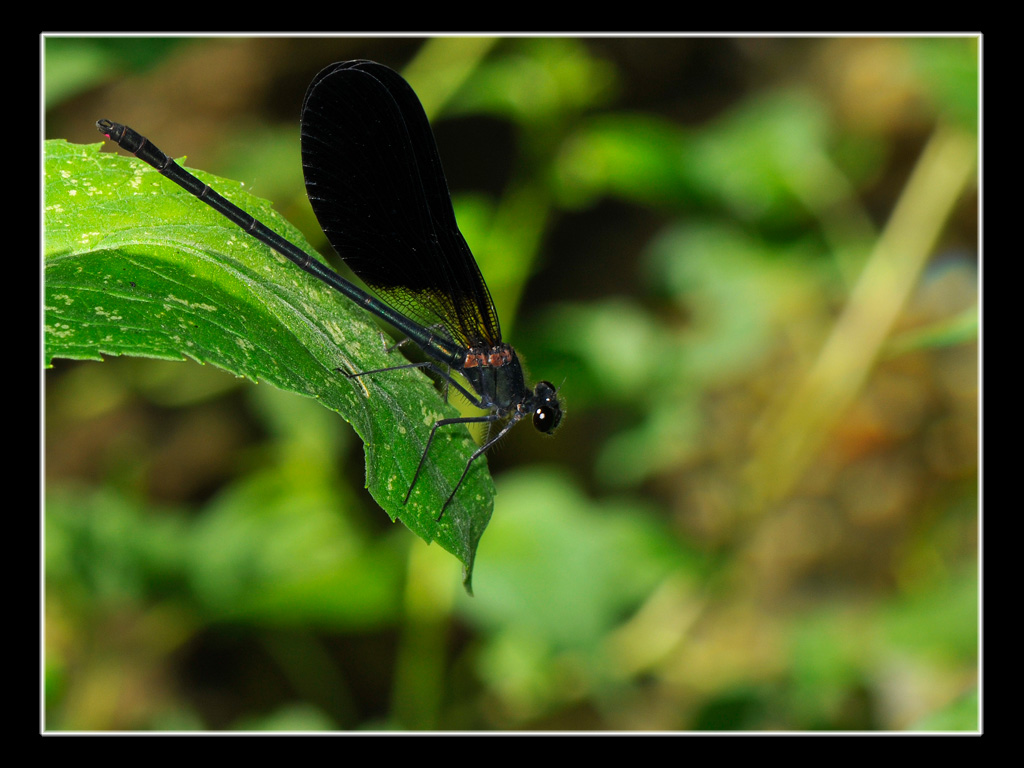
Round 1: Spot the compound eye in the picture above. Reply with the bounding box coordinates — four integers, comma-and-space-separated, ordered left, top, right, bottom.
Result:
533, 404, 561, 433
531, 381, 562, 433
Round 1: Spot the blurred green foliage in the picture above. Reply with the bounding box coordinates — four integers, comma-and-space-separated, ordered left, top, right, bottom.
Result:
44, 35, 978, 731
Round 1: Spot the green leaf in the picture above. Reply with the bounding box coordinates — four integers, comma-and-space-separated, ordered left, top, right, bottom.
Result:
44, 138, 493, 592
